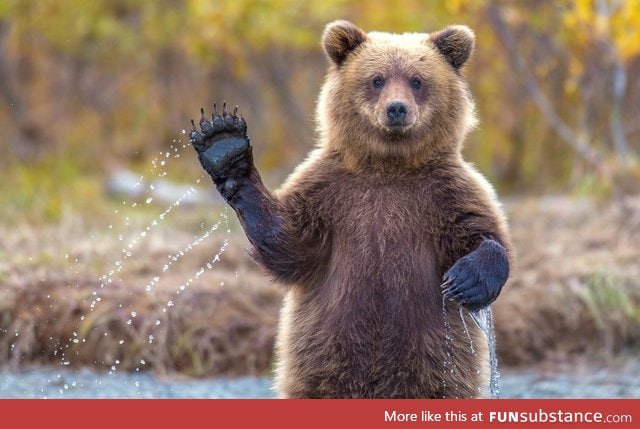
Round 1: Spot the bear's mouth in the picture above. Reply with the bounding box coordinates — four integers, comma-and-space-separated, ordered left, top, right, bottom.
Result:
381, 123, 412, 138
378, 113, 416, 138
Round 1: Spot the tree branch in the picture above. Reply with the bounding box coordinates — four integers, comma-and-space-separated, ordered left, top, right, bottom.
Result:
485, 4, 605, 171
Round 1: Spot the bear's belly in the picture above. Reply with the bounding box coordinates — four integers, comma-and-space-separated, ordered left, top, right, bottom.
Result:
274, 238, 485, 398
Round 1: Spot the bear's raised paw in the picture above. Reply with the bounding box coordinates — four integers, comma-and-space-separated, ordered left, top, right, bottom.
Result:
189, 102, 252, 188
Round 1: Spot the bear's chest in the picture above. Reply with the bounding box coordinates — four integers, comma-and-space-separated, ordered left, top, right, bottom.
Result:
328, 177, 440, 256
288, 173, 459, 383
316, 176, 444, 301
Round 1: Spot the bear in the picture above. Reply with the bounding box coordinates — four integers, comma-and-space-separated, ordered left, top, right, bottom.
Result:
188, 20, 513, 398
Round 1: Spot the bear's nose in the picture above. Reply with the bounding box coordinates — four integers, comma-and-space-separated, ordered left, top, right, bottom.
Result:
386, 101, 408, 125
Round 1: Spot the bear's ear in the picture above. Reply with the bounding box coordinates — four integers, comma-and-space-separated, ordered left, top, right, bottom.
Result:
430, 25, 475, 70
322, 20, 367, 67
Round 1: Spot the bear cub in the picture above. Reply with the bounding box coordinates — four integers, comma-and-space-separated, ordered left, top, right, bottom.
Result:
189, 20, 512, 398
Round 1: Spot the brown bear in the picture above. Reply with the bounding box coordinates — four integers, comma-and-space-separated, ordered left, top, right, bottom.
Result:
188, 20, 513, 398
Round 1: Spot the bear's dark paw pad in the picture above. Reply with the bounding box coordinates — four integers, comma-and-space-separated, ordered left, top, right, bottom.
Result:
441, 258, 498, 312
188, 102, 250, 177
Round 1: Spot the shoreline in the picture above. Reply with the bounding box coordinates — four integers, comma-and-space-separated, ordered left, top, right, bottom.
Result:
2, 356, 639, 398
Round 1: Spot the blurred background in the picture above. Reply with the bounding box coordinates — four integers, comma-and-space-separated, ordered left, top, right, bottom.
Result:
0, 0, 639, 398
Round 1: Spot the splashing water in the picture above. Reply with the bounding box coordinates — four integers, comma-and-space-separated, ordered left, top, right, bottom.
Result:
143, 219, 222, 293
459, 307, 475, 354
470, 306, 500, 399
442, 300, 498, 398
441, 295, 455, 397
50, 134, 235, 388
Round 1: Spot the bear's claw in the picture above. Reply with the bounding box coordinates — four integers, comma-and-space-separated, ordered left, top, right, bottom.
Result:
188, 102, 252, 188
440, 238, 509, 312
441, 259, 488, 311
190, 103, 248, 144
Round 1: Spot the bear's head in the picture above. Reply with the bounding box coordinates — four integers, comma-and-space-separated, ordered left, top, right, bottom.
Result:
317, 20, 478, 168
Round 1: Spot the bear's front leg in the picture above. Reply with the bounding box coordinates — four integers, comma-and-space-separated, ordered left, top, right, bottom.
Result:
189, 103, 278, 239
188, 104, 320, 285
441, 238, 509, 312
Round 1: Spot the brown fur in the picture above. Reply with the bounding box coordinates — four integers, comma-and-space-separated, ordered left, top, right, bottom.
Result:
247, 21, 512, 398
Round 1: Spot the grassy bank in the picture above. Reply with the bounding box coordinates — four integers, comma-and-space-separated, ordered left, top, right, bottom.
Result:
497, 195, 640, 364
1, 195, 639, 376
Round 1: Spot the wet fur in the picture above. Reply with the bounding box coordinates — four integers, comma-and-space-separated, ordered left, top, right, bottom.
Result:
190, 21, 513, 398
271, 151, 510, 397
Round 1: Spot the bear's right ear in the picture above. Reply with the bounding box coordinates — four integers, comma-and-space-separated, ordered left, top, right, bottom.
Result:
322, 20, 367, 67
430, 25, 475, 70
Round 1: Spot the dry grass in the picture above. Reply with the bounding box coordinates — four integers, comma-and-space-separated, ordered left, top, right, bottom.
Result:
0, 205, 283, 377
495, 195, 640, 365
1, 195, 639, 376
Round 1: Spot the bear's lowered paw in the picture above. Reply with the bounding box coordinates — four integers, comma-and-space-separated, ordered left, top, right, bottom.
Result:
189, 103, 252, 194
441, 238, 509, 312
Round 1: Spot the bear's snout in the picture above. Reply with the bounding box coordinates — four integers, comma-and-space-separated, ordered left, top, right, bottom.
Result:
386, 101, 408, 125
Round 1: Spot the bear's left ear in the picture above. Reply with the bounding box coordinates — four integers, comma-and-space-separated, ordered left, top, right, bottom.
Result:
322, 20, 367, 67
430, 25, 475, 70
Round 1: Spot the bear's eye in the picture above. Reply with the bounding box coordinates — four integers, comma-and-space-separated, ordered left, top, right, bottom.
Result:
410, 77, 422, 90
372, 76, 385, 89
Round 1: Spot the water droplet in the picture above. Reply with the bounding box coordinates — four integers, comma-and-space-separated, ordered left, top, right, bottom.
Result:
146, 197, 153, 204
119, 340, 125, 345
441, 296, 455, 394
459, 307, 475, 354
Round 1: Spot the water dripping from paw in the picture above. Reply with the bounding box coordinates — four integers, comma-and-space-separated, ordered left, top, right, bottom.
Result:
470, 306, 500, 399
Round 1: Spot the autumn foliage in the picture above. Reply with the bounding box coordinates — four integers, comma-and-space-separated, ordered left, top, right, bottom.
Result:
1, 1, 639, 198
